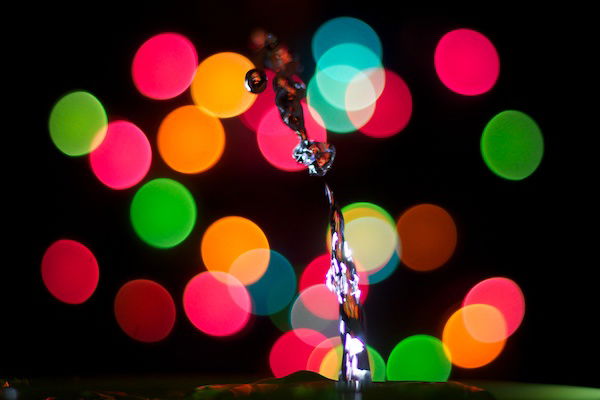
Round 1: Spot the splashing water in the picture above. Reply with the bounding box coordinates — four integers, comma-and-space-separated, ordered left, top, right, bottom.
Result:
325, 184, 371, 389
245, 30, 336, 176
245, 30, 369, 390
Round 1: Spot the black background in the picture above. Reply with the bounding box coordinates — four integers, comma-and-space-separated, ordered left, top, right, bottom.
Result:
4, 0, 597, 388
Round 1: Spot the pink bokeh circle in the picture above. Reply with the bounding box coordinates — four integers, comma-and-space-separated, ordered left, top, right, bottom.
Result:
89, 120, 152, 190
132, 33, 198, 100
434, 28, 500, 95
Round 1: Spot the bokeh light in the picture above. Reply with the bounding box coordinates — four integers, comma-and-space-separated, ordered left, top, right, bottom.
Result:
345, 67, 386, 112
434, 28, 500, 95
387, 335, 451, 382
114, 279, 176, 343
270, 329, 327, 378
368, 346, 387, 382
299, 253, 369, 303
183, 271, 251, 337
317, 343, 386, 382
257, 102, 327, 171
481, 110, 544, 180
312, 17, 382, 63
130, 178, 197, 248
326, 202, 399, 283
396, 204, 457, 272
443, 306, 506, 368
191, 52, 256, 118
290, 289, 338, 338
41, 239, 99, 304
307, 76, 372, 133
307, 336, 340, 374
90, 120, 152, 189
158, 105, 225, 174
299, 284, 338, 320
359, 70, 413, 138
132, 33, 198, 100
461, 304, 507, 343
49, 91, 107, 156
315, 44, 383, 111
345, 217, 399, 274
464, 277, 525, 338
201, 216, 269, 284
246, 250, 296, 315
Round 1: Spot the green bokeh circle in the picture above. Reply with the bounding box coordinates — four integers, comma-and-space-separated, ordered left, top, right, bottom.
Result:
130, 178, 197, 248
49, 91, 108, 156
481, 110, 544, 180
386, 334, 451, 382
367, 345, 387, 382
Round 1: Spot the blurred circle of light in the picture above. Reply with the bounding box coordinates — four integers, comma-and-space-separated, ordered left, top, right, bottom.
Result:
257, 102, 327, 171
307, 77, 370, 133
90, 120, 152, 189
318, 344, 386, 382
434, 28, 500, 95
345, 216, 399, 274
299, 254, 369, 303
49, 91, 108, 156
387, 335, 451, 382
461, 304, 507, 343
307, 336, 340, 374
299, 284, 338, 320
270, 329, 328, 378
130, 178, 197, 248
191, 52, 257, 118
269, 303, 293, 332
358, 70, 413, 139
481, 110, 544, 180
158, 105, 225, 174
132, 33, 198, 100
345, 68, 386, 112
442, 306, 506, 368
315, 65, 362, 110
463, 277, 525, 338
41, 239, 99, 304
183, 271, 251, 337
114, 279, 176, 343
316, 43, 381, 85
201, 216, 269, 284
246, 250, 297, 315
290, 289, 338, 339
396, 204, 457, 272
367, 346, 387, 382
312, 17, 382, 63
326, 202, 399, 283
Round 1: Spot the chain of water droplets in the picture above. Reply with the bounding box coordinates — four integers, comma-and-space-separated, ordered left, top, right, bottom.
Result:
244, 30, 371, 389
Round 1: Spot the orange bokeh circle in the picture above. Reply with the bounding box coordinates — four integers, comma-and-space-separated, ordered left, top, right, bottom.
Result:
442, 305, 505, 368
396, 204, 457, 271
158, 105, 225, 174
201, 216, 270, 285
191, 52, 256, 118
